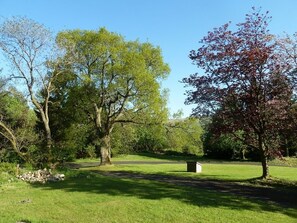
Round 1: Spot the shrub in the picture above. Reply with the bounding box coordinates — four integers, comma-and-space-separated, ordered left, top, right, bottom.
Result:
203, 133, 246, 160
0, 162, 16, 174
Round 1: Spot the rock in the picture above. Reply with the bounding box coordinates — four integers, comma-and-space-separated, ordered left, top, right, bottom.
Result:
16, 220, 31, 223
48, 173, 65, 182
19, 199, 32, 204
18, 168, 65, 183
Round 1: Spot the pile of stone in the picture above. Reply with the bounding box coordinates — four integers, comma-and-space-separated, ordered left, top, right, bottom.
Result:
18, 168, 65, 183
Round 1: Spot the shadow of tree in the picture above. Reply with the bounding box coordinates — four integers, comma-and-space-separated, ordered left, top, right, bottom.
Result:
30, 169, 297, 220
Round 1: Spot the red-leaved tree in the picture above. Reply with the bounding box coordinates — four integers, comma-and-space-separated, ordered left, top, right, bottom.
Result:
182, 8, 293, 178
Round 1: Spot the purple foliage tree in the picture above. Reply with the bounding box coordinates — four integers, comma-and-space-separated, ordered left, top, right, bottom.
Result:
183, 9, 293, 178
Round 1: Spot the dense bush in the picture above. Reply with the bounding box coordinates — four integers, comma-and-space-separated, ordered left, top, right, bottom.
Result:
203, 132, 246, 160
0, 87, 39, 164
131, 117, 203, 155
111, 124, 137, 156
166, 118, 203, 155
134, 125, 168, 152
0, 162, 16, 176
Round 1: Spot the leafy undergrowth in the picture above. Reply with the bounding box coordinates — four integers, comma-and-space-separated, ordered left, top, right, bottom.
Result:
0, 162, 17, 184
269, 157, 297, 167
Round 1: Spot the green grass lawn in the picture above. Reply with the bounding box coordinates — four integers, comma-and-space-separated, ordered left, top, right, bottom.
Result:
1, 156, 297, 223
96, 162, 297, 182
77, 152, 297, 167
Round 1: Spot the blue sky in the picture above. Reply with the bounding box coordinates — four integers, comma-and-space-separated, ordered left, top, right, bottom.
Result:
1, 0, 297, 117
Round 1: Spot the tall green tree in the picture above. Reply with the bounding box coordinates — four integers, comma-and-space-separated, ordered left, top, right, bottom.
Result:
57, 28, 170, 165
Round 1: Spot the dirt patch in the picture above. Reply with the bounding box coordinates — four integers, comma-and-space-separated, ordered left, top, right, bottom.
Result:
95, 170, 297, 208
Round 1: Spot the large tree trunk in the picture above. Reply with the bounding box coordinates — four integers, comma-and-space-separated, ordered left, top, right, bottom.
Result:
100, 134, 112, 165
258, 134, 269, 179
285, 139, 289, 157
241, 148, 246, 160
260, 155, 269, 179
44, 121, 53, 149
38, 109, 53, 165
31, 94, 53, 159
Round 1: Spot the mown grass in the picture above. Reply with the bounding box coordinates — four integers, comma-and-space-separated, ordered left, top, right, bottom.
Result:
0, 156, 297, 223
96, 163, 297, 182
75, 152, 204, 163
1, 169, 297, 223
77, 152, 297, 167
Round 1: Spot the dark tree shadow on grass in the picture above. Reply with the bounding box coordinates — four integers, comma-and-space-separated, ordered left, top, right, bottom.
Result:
29, 169, 297, 220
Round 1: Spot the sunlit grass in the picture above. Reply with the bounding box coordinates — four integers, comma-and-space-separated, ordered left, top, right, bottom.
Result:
75, 153, 297, 167
95, 162, 297, 182
1, 168, 296, 223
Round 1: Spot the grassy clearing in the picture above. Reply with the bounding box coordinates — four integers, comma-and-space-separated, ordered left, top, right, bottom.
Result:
74, 154, 181, 163
76, 153, 297, 183
96, 163, 297, 182
0, 157, 296, 223
77, 153, 297, 167
112, 153, 202, 162
75, 152, 204, 163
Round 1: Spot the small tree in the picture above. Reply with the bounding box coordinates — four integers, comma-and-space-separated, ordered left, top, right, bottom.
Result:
134, 124, 168, 153
166, 116, 203, 155
0, 17, 67, 165
0, 81, 38, 163
182, 9, 292, 178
